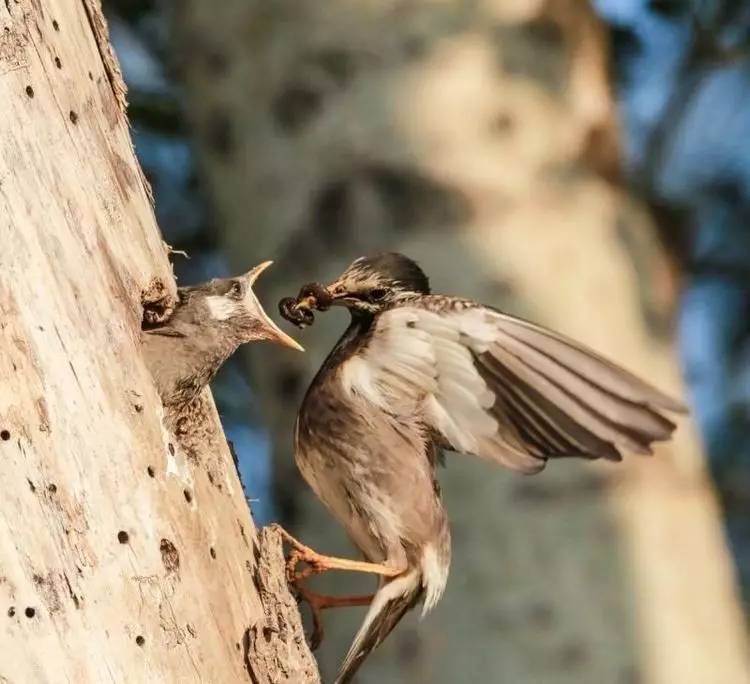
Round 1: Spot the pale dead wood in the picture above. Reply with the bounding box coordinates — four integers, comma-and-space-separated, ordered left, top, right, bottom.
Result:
0, 1, 317, 681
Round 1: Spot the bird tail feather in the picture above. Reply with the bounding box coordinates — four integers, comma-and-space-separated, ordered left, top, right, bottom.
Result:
334, 569, 422, 684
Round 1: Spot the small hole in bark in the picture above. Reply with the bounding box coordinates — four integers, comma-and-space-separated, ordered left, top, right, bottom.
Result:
117, 530, 129, 544
88, 71, 93, 80
69, 111, 78, 125
25, 86, 34, 98
52, 20, 59, 31
24, 607, 35, 618
209, 547, 216, 559
7, 607, 15, 617
135, 635, 145, 647
493, 112, 514, 133
0, 430, 10, 440
147, 466, 155, 478
27, 479, 36, 492
235, 642, 240, 651
47, 483, 57, 494
183, 489, 192, 503
54, 57, 62, 69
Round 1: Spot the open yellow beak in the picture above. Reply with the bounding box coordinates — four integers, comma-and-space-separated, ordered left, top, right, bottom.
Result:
245, 261, 304, 352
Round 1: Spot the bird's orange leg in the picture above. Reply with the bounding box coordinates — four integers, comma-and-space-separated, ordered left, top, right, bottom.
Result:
271, 524, 402, 582
295, 585, 374, 650
271, 524, 402, 649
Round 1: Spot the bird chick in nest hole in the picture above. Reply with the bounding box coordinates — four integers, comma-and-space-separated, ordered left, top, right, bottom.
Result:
142, 261, 302, 413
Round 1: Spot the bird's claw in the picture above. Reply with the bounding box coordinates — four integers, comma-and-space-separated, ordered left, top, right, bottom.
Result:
284, 546, 327, 582
293, 585, 326, 650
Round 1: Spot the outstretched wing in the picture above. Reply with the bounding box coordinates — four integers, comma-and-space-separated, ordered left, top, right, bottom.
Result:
339, 297, 685, 474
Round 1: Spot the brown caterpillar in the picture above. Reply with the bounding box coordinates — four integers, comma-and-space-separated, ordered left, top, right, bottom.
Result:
278, 282, 332, 328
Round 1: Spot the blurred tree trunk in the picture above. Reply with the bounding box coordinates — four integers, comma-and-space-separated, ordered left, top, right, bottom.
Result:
0, 1, 317, 681
171, 0, 750, 682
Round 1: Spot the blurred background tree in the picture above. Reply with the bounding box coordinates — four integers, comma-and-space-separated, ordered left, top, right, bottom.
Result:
104, 0, 750, 681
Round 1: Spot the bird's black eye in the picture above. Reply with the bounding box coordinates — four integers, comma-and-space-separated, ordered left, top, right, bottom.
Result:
369, 288, 387, 302
229, 280, 244, 299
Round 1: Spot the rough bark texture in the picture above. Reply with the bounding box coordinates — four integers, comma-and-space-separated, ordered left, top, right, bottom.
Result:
0, 1, 318, 681
171, 0, 750, 682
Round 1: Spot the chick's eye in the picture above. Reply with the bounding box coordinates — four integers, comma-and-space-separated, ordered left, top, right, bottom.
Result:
369, 288, 387, 302
229, 280, 244, 299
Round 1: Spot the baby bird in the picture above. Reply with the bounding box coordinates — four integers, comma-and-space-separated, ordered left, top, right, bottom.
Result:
279, 253, 685, 683
143, 261, 301, 412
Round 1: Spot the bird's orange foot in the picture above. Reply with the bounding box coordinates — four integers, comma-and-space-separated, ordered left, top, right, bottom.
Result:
270, 524, 400, 648
270, 524, 401, 582
294, 586, 374, 650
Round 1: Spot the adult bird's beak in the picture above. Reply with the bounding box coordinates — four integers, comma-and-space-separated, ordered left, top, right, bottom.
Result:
244, 261, 304, 351
321, 280, 353, 307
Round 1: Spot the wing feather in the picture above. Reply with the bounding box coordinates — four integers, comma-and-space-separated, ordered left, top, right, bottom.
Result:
492, 313, 685, 413
479, 352, 620, 460
338, 298, 684, 473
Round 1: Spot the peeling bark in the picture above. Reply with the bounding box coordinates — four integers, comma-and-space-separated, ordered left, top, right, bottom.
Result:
0, 1, 317, 681
244, 527, 321, 684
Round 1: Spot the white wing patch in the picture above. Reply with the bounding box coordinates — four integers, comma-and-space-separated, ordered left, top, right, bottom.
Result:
339, 305, 503, 459
340, 308, 438, 413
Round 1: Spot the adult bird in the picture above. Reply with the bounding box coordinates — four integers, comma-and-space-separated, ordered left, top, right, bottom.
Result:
278, 253, 685, 683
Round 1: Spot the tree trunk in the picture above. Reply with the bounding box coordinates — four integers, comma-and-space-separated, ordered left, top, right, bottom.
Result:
0, 1, 318, 681
171, 0, 750, 682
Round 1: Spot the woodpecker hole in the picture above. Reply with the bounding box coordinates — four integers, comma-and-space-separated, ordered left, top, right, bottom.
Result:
209, 547, 216, 559
0, 430, 10, 441
47, 483, 57, 494
69, 111, 78, 125
135, 635, 145, 647
168, 443, 175, 456
117, 530, 129, 544
25, 86, 34, 98
52, 20, 59, 31
24, 607, 35, 618
54, 57, 61, 69
8, 607, 15, 617
147, 466, 155, 478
